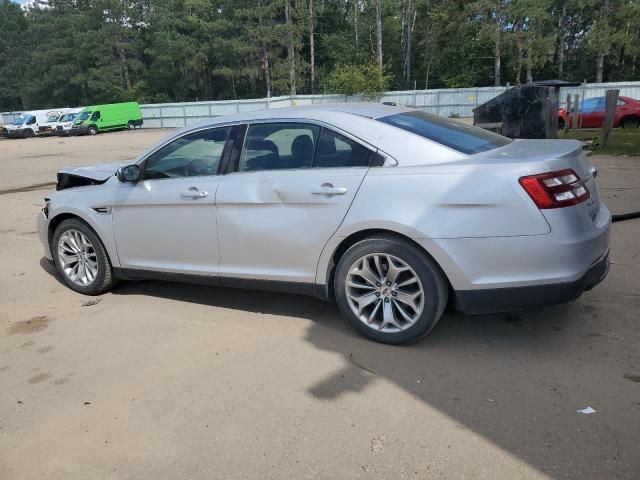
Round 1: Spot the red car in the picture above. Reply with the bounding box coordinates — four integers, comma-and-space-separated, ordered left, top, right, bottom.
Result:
558, 96, 640, 129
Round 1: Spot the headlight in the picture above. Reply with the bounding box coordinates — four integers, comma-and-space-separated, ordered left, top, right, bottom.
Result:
64, 123, 72, 127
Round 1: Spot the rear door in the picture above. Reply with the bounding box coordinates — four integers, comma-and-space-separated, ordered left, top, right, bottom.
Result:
215, 122, 374, 286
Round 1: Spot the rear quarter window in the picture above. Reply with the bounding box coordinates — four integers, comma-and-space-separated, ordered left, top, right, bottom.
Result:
378, 111, 512, 155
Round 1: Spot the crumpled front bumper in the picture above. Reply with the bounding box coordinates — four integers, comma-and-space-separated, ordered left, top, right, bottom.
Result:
37, 209, 53, 260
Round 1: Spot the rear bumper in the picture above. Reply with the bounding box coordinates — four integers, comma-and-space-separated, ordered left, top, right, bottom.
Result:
455, 251, 609, 314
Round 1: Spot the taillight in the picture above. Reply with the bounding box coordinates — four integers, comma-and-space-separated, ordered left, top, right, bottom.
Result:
519, 169, 590, 209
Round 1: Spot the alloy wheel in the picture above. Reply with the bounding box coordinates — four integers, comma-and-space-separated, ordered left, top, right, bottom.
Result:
345, 253, 425, 333
57, 229, 99, 286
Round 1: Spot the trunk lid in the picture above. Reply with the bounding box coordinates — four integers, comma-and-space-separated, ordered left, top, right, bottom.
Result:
473, 139, 602, 223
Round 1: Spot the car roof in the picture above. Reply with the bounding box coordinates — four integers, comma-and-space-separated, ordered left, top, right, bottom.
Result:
181, 102, 413, 130
136, 102, 467, 165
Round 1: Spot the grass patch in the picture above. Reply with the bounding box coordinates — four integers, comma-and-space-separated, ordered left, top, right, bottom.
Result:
558, 128, 640, 156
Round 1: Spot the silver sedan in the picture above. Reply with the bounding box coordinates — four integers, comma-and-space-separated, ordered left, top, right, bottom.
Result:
37, 104, 610, 344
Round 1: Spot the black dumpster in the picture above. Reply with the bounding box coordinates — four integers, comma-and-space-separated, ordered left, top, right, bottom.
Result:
473, 80, 581, 139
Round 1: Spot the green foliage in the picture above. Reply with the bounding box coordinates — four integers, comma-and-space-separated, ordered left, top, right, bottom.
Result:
0, 0, 639, 111
327, 62, 391, 96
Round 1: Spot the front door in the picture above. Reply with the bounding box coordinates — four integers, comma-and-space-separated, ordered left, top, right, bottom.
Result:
216, 122, 374, 286
112, 126, 233, 276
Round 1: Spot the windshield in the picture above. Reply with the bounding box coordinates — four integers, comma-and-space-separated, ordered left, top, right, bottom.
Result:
61, 113, 77, 122
77, 111, 91, 121
14, 115, 30, 125
378, 110, 512, 155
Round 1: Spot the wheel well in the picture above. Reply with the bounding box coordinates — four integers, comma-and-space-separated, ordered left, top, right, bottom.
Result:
324, 228, 452, 300
47, 214, 107, 259
621, 115, 639, 125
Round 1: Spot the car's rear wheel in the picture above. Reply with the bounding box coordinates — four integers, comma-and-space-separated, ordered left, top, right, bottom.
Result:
621, 116, 639, 129
127, 121, 135, 130
52, 218, 116, 295
334, 236, 448, 345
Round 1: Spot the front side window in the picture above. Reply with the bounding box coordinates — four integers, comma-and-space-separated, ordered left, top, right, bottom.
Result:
378, 110, 511, 155
239, 123, 320, 172
91, 111, 101, 121
314, 129, 372, 168
143, 127, 231, 180
27, 116, 36, 125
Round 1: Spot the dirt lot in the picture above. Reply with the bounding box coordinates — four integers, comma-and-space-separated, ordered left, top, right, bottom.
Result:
1, 131, 639, 480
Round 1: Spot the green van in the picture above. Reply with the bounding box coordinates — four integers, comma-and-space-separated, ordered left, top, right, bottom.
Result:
71, 102, 143, 135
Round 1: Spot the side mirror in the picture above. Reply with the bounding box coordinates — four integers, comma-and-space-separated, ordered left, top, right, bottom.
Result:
117, 164, 141, 183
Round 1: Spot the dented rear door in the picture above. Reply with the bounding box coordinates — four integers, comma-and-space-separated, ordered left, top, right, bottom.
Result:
215, 167, 367, 285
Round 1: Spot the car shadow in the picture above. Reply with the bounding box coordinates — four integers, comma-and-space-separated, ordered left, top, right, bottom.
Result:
38, 258, 635, 478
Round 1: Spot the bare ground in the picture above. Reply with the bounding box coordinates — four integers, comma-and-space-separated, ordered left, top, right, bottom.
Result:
1, 131, 639, 479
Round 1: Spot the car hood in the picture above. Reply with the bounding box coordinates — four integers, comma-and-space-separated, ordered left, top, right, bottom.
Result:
58, 161, 131, 182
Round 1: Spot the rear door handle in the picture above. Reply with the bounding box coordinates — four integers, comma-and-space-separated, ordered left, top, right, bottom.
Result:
311, 184, 348, 196
180, 187, 208, 199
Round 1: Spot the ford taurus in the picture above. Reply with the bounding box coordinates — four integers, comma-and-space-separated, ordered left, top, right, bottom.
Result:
38, 104, 610, 344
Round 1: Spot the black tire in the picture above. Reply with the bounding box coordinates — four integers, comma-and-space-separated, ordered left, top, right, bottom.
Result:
334, 235, 448, 345
87, 125, 98, 135
52, 218, 117, 295
558, 118, 565, 130
23, 129, 34, 138
621, 116, 639, 129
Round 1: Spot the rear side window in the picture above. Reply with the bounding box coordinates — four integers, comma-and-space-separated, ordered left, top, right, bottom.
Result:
378, 111, 511, 155
314, 129, 371, 168
239, 123, 320, 172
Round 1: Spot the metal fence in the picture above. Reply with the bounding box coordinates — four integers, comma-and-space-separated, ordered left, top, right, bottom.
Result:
139, 81, 640, 129
3, 81, 638, 129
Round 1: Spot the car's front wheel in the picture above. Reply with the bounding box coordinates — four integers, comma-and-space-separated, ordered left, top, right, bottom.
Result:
334, 235, 448, 345
87, 125, 98, 135
52, 218, 116, 295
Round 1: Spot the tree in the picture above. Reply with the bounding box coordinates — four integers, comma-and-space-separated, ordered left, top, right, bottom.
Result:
327, 62, 390, 95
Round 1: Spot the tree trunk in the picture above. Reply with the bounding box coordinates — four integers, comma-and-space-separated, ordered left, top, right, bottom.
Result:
557, 4, 566, 77
117, 45, 132, 91
354, 0, 359, 49
526, 38, 533, 83
376, 0, 383, 74
494, 3, 501, 86
595, 52, 605, 82
285, 0, 296, 96
595, 0, 610, 83
309, 0, 315, 93
402, 1, 415, 83
258, 1, 271, 98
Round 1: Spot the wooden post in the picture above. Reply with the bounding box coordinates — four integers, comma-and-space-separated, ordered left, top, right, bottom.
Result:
601, 89, 619, 147
545, 87, 558, 139
572, 94, 580, 130
565, 94, 572, 132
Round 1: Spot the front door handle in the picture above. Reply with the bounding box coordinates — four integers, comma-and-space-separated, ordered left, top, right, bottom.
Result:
180, 187, 208, 199
311, 183, 348, 196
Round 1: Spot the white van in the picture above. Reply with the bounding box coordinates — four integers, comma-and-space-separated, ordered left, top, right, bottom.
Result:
51, 108, 83, 136
2, 109, 71, 138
